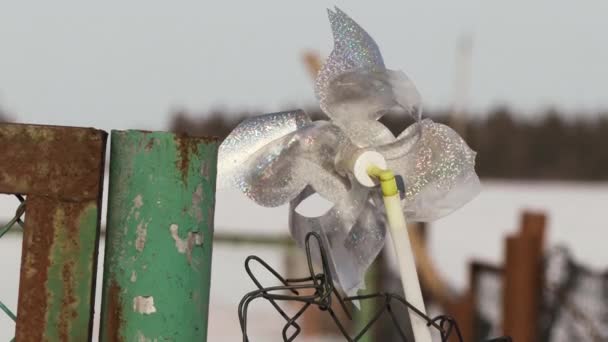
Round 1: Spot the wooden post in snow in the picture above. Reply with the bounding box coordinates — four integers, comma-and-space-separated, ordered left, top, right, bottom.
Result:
502, 211, 546, 341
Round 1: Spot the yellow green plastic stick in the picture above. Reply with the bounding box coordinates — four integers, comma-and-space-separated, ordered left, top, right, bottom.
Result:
368, 165, 432, 342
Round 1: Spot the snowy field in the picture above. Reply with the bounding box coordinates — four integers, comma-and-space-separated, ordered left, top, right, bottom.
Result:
1, 180, 607, 340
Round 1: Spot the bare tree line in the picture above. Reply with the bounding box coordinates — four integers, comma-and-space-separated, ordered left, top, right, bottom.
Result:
1, 102, 605, 180
170, 107, 608, 181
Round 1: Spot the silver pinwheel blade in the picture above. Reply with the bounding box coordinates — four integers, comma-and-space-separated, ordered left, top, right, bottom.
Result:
217, 7, 480, 294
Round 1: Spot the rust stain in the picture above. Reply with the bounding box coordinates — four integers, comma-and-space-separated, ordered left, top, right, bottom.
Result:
17, 198, 95, 341
193, 134, 221, 144
14, 196, 54, 342
208, 205, 215, 234
58, 203, 82, 341
174, 133, 199, 184
3, 124, 106, 341
173, 133, 220, 184
0, 123, 107, 200
106, 280, 124, 342
144, 137, 156, 151
59, 262, 76, 341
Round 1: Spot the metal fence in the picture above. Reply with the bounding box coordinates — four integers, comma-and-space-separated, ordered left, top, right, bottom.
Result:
472, 248, 608, 342
0, 124, 220, 341
0, 123, 107, 341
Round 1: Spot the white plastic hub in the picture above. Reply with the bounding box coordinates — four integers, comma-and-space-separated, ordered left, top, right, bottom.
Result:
353, 150, 387, 187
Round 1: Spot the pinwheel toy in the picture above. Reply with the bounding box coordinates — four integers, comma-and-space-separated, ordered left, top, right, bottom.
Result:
218, 7, 480, 341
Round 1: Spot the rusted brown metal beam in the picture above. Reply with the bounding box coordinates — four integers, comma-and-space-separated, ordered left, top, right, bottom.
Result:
0, 123, 107, 342
0, 123, 105, 201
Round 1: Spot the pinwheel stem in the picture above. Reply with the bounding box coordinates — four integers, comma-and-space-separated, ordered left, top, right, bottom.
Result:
368, 166, 433, 342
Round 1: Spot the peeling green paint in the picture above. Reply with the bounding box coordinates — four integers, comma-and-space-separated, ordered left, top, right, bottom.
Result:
100, 130, 218, 342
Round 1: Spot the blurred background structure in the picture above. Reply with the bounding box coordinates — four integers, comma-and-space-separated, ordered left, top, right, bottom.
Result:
1, 1, 607, 341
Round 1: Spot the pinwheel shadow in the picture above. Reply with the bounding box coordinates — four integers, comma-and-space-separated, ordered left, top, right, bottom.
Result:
238, 232, 510, 342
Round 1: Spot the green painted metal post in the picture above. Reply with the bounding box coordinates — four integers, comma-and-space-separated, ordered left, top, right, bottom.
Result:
99, 130, 218, 341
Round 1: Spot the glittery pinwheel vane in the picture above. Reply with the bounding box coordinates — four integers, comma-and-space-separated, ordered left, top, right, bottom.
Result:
218, 7, 480, 294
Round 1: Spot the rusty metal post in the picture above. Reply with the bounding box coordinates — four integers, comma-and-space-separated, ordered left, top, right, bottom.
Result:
0, 123, 107, 342
502, 211, 546, 342
99, 130, 218, 341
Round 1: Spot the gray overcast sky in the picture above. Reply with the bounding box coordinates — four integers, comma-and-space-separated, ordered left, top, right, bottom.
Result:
0, 1, 607, 131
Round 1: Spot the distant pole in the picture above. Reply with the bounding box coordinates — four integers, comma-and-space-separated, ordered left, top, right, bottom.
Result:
450, 33, 474, 138
302, 50, 323, 79
99, 130, 219, 341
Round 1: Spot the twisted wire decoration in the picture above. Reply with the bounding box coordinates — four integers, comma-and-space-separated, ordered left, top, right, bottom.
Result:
238, 232, 511, 341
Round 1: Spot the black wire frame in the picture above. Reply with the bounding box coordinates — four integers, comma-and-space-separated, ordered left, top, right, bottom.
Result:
238, 231, 513, 342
